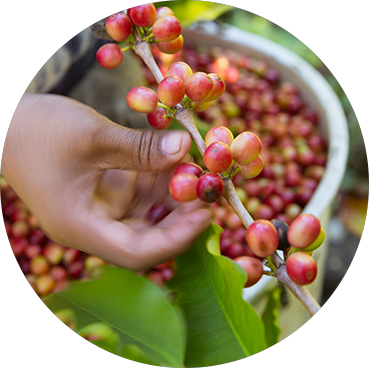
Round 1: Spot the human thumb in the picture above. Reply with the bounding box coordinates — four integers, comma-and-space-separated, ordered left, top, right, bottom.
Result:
92, 122, 192, 172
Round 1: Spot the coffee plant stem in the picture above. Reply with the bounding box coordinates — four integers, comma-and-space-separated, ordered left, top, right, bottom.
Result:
276, 265, 321, 316
133, 37, 321, 316
222, 179, 254, 228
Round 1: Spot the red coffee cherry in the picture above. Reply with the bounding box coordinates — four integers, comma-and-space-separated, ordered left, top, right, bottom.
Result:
287, 214, 321, 249
205, 126, 234, 147
234, 256, 264, 287
204, 74, 226, 101
105, 12, 132, 42
246, 220, 279, 258
237, 155, 263, 179
156, 6, 174, 19
231, 132, 262, 165
185, 72, 214, 102
203, 142, 233, 173
158, 35, 183, 54
96, 44, 123, 69
129, 4, 157, 27
286, 252, 317, 285
152, 15, 182, 42
147, 107, 172, 130
158, 76, 185, 107
196, 173, 224, 203
169, 173, 198, 202
127, 87, 159, 113
173, 163, 203, 177
166, 61, 193, 83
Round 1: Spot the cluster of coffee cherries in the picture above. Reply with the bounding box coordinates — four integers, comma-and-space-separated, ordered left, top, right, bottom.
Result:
233, 214, 324, 287
96, 4, 183, 69
126, 60, 226, 130
169, 125, 263, 204
1, 177, 106, 297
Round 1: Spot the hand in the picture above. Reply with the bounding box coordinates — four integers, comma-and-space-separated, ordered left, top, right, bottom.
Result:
2, 93, 213, 270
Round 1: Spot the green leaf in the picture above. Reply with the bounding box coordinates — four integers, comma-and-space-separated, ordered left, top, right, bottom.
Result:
261, 287, 282, 347
44, 266, 186, 367
168, 224, 267, 367
155, 1, 232, 27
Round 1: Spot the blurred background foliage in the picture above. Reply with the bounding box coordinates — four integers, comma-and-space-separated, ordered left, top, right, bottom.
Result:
158, 0, 367, 237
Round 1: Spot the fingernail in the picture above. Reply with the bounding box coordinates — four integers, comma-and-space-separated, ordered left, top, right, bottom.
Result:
162, 132, 183, 155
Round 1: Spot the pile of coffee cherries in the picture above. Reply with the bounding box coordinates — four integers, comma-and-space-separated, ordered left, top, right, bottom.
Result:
1, 177, 106, 297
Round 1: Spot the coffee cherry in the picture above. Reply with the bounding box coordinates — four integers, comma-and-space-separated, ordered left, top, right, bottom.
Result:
193, 101, 211, 112
166, 62, 193, 83
10, 237, 27, 257
234, 256, 264, 287
36, 274, 55, 297
205, 126, 234, 147
231, 132, 262, 165
196, 173, 224, 203
160, 267, 174, 282
50, 265, 68, 281
285, 203, 302, 222
173, 162, 203, 177
169, 173, 198, 202
264, 68, 280, 84
30, 255, 49, 275
84, 255, 106, 271
185, 72, 214, 102
204, 74, 226, 101
43, 242, 64, 265
127, 87, 159, 113
105, 12, 132, 42
286, 252, 317, 285
237, 155, 263, 179
253, 204, 275, 221
270, 219, 290, 251
264, 194, 285, 213
68, 261, 84, 279
156, 6, 174, 19
158, 35, 183, 54
224, 242, 244, 259
302, 227, 325, 252
24, 243, 42, 259
152, 15, 182, 42
158, 76, 185, 107
147, 203, 171, 224
11, 220, 29, 238
147, 107, 172, 130
63, 248, 80, 265
203, 142, 233, 173
287, 214, 321, 249
246, 220, 279, 258
96, 44, 123, 69
28, 228, 46, 245
129, 4, 157, 27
